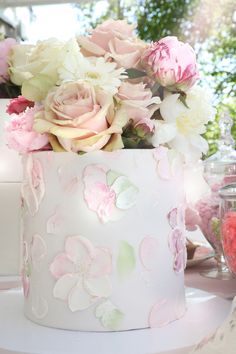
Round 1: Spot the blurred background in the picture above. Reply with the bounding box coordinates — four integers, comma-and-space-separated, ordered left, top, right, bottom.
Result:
0, 0, 235, 156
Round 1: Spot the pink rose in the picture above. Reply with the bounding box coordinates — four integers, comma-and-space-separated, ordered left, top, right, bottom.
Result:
7, 96, 34, 115
142, 36, 199, 91
0, 38, 16, 84
117, 82, 160, 132
33, 82, 127, 153
78, 19, 146, 69
6, 105, 49, 153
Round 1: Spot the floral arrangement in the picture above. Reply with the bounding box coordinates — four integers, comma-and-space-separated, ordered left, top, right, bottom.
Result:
0, 34, 21, 98
5, 19, 215, 162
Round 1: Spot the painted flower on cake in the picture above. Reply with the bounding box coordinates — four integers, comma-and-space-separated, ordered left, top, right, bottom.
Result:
153, 146, 182, 180
83, 164, 139, 223
95, 300, 124, 330
50, 236, 112, 312
21, 235, 47, 298
21, 154, 45, 216
22, 241, 30, 298
168, 206, 186, 273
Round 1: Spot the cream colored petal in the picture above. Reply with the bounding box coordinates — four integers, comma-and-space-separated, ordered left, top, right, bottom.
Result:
68, 281, 96, 311
53, 273, 79, 301
85, 275, 112, 298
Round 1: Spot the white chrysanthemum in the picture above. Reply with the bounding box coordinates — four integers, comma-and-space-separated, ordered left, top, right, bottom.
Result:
151, 85, 216, 162
58, 39, 126, 94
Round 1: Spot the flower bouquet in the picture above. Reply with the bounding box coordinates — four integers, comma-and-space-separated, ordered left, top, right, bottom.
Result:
5, 20, 215, 332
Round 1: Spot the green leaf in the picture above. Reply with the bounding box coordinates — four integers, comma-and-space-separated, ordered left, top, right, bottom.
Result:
117, 241, 136, 278
125, 68, 147, 79
106, 170, 121, 186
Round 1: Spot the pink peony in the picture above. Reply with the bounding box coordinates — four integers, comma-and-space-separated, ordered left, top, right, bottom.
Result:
0, 38, 16, 84
7, 96, 34, 115
142, 36, 199, 91
6, 105, 49, 153
78, 19, 146, 69
117, 82, 160, 132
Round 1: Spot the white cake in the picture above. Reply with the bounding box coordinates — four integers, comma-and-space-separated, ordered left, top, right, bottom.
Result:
21, 148, 186, 331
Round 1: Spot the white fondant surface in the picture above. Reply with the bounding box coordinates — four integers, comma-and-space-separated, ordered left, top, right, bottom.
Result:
0, 288, 231, 354
22, 150, 186, 331
0, 99, 22, 276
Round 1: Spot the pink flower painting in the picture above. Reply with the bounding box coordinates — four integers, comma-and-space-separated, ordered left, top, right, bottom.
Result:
50, 236, 113, 312
83, 164, 139, 223
21, 155, 45, 216
168, 206, 186, 273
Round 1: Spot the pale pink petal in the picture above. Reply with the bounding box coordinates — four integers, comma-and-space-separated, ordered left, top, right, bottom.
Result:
22, 155, 45, 216
149, 299, 173, 328
50, 253, 75, 279
68, 281, 96, 311
88, 247, 112, 278
83, 164, 116, 223
30, 234, 47, 272
139, 236, 159, 271
65, 235, 95, 264
21, 272, 30, 298
53, 273, 80, 301
46, 209, 64, 235
84, 275, 112, 298
32, 295, 48, 319
153, 147, 172, 180
167, 208, 178, 229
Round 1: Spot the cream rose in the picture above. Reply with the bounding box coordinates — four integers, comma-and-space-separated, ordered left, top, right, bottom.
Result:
78, 19, 146, 69
34, 81, 128, 152
9, 39, 65, 101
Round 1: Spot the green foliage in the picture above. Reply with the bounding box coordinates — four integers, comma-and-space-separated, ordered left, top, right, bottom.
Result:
136, 0, 200, 42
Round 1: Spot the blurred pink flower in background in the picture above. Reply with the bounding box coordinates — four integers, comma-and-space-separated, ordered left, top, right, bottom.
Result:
142, 36, 199, 91
0, 38, 16, 84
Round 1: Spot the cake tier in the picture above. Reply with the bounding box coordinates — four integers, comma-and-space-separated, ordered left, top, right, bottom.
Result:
22, 149, 186, 331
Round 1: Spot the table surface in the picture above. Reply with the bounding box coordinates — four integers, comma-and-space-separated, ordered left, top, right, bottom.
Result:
1, 231, 236, 354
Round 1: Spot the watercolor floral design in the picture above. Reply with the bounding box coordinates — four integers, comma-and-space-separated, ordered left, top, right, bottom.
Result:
21, 154, 45, 216
83, 164, 139, 223
21, 234, 47, 298
153, 146, 181, 180
139, 236, 159, 271
50, 235, 112, 312
148, 299, 173, 328
95, 300, 124, 330
168, 206, 187, 273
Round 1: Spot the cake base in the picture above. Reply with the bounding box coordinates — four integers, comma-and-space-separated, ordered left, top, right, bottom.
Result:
0, 288, 231, 354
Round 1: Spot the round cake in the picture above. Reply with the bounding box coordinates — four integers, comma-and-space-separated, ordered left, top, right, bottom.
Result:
21, 149, 186, 331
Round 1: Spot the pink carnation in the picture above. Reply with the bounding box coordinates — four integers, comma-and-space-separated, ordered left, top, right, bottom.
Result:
142, 36, 199, 91
0, 38, 16, 84
7, 96, 34, 115
6, 105, 49, 153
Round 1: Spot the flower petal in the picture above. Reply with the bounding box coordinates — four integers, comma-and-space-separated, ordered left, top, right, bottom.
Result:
68, 281, 95, 311
85, 275, 112, 298
30, 234, 47, 272
65, 235, 95, 264
50, 253, 75, 279
89, 247, 112, 277
53, 273, 79, 301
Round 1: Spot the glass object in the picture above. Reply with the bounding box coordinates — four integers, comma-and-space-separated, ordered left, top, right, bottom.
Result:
197, 112, 236, 279
219, 184, 236, 277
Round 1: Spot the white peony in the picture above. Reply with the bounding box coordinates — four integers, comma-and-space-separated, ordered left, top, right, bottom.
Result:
58, 39, 126, 95
151, 85, 216, 162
